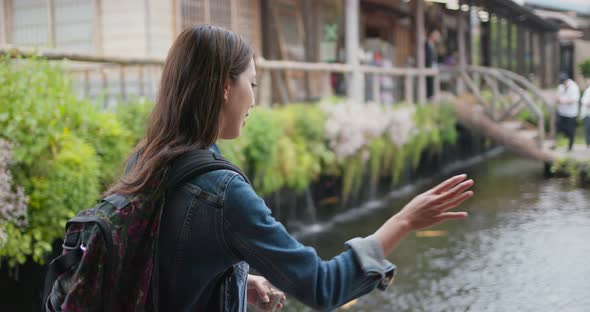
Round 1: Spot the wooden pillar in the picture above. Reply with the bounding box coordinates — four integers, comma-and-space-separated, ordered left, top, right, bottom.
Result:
345, 0, 363, 103
415, 0, 426, 104
405, 74, 414, 105
527, 30, 540, 77
516, 25, 525, 75
555, 33, 560, 85
47, 0, 56, 48
506, 22, 512, 70
303, 0, 320, 101
259, 0, 273, 106
119, 65, 126, 100
467, 3, 473, 65
539, 32, 547, 88
457, 11, 467, 94
496, 17, 503, 68
483, 19, 492, 67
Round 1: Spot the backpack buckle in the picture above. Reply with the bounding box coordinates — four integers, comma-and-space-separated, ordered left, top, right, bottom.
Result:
62, 231, 81, 250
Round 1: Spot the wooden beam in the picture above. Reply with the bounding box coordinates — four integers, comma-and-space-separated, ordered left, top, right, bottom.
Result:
345, 0, 363, 103
482, 73, 499, 120
460, 71, 488, 111
0, 45, 165, 65
498, 97, 525, 121
415, 0, 426, 104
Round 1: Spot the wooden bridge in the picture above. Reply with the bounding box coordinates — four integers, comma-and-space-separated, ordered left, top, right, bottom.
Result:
443, 65, 589, 165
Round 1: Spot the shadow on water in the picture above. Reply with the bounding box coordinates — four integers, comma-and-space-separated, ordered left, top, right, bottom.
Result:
283, 152, 590, 312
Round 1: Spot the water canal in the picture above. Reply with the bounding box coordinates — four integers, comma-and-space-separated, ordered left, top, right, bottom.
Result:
283, 152, 590, 311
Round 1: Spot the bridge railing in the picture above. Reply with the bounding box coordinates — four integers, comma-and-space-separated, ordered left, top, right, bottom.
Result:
443, 65, 556, 147
254, 58, 440, 106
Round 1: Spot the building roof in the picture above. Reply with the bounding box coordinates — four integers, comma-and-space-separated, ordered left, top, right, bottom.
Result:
533, 9, 590, 29
474, 0, 560, 31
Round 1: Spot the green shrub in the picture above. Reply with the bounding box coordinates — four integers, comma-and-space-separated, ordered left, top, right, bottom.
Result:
0, 57, 135, 266
116, 97, 153, 144
579, 59, 590, 78
26, 132, 100, 263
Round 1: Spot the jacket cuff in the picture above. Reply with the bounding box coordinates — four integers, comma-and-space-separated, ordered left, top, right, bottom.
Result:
345, 235, 396, 290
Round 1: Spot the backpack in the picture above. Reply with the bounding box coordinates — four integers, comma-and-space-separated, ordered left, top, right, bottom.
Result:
42, 149, 250, 311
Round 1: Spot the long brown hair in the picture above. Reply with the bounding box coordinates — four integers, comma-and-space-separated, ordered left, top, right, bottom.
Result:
107, 25, 253, 195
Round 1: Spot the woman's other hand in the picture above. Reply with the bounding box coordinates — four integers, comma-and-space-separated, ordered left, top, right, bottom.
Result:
247, 274, 286, 311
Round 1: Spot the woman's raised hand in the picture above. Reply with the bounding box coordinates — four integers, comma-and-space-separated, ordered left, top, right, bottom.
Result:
374, 174, 474, 256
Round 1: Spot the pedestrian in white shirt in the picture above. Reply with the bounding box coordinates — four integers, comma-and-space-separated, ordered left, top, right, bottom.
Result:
581, 80, 590, 148
555, 73, 580, 151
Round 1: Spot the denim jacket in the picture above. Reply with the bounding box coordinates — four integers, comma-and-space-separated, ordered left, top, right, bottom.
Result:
157, 145, 396, 311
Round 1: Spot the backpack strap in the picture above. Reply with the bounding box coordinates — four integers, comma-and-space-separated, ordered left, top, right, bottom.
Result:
42, 207, 115, 312
43, 247, 83, 311
163, 149, 251, 189
150, 149, 249, 311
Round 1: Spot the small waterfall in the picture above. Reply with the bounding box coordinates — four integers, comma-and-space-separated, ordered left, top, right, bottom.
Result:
304, 186, 317, 224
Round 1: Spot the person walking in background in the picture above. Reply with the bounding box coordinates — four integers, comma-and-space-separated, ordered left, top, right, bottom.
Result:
425, 29, 441, 99
581, 80, 590, 148
555, 72, 580, 151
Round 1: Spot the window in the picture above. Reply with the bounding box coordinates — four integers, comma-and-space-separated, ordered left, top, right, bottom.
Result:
179, 0, 260, 52
11, 0, 49, 46
9, 0, 94, 51
54, 0, 94, 52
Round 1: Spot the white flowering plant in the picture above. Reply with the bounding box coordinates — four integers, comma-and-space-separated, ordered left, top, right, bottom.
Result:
0, 139, 29, 250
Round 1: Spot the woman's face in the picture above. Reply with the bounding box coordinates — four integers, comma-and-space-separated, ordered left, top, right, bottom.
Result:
218, 58, 257, 140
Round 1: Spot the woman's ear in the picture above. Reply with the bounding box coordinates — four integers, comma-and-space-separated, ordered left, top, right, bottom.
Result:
224, 82, 231, 103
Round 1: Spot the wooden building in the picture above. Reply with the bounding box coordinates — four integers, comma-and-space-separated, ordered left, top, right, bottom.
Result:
0, 0, 261, 58
0, 0, 561, 104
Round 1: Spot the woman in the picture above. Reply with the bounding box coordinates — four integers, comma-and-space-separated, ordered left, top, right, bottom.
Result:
108, 25, 474, 311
